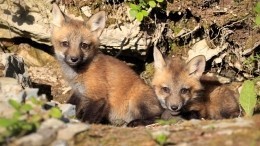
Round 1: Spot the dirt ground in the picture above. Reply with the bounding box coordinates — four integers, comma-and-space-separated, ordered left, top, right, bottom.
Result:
73, 115, 260, 146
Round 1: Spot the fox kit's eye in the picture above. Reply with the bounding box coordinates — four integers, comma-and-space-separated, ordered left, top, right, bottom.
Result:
161, 86, 170, 94
180, 88, 190, 94
61, 41, 69, 48
80, 42, 90, 50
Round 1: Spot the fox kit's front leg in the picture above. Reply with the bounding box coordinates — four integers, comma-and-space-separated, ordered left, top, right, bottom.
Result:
68, 92, 108, 123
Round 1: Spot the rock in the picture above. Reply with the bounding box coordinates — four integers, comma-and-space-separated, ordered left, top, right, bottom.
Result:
57, 123, 90, 140
1, 53, 31, 87
13, 133, 44, 146
51, 140, 69, 146
100, 20, 150, 52
0, 76, 48, 118
37, 127, 57, 145
0, 101, 15, 118
43, 101, 57, 110
16, 43, 56, 67
58, 103, 76, 118
202, 118, 254, 129
0, 61, 4, 77
39, 118, 65, 131
81, 6, 91, 17
0, 76, 45, 102
187, 39, 228, 61
0, 77, 24, 102
24, 88, 40, 99
0, 0, 52, 45
0, 1, 150, 56
42, 101, 76, 118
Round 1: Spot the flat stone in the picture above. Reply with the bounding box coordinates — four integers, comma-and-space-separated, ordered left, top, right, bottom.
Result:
0, 77, 19, 86
58, 103, 76, 118
37, 127, 57, 145
0, 77, 24, 102
39, 118, 65, 131
0, 0, 150, 55
57, 123, 90, 140
81, 6, 91, 17
24, 88, 39, 99
51, 139, 69, 146
0, 101, 15, 118
187, 39, 228, 61
202, 118, 253, 129
0, 53, 31, 87
100, 20, 149, 51
13, 133, 44, 146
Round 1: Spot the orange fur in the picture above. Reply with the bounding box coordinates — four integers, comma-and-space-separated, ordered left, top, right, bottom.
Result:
152, 48, 240, 120
51, 4, 162, 126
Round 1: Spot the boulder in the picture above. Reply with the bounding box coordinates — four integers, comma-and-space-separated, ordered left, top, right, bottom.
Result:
0, 0, 150, 55
0, 0, 52, 45
0, 53, 31, 87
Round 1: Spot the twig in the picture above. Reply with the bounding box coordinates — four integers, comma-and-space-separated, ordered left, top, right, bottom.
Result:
210, 16, 249, 44
173, 24, 201, 39
242, 42, 260, 56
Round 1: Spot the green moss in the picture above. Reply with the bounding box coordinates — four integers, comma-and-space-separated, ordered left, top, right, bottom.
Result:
169, 42, 186, 56
6, 45, 18, 53
141, 63, 155, 85
67, 6, 81, 17
106, 18, 117, 26
245, 35, 255, 50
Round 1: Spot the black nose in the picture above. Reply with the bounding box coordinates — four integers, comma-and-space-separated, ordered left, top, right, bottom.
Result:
170, 105, 181, 111
70, 57, 79, 63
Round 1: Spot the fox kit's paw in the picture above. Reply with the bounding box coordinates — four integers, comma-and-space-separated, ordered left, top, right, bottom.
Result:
67, 93, 108, 124
161, 109, 184, 121
79, 98, 108, 123
127, 118, 156, 127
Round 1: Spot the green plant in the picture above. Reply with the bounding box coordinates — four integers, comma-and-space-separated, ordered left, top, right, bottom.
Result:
0, 98, 62, 144
239, 80, 257, 116
156, 119, 178, 125
155, 133, 168, 146
150, 130, 169, 146
242, 54, 260, 74
129, 0, 164, 21
254, 2, 260, 26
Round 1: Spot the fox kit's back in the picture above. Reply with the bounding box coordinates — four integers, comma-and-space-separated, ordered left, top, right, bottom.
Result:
152, 47, 240, 120
51, 3, 162, 126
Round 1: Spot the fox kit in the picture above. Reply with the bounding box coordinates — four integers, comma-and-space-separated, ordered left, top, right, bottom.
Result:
152, 48, 240, 120
51, 4, 162, 126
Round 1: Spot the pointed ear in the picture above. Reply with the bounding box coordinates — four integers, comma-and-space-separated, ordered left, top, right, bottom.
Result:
86, 11, 106, 37
52, 3, 65, 27
186, 55, 206, 79
153, 47, 166, 70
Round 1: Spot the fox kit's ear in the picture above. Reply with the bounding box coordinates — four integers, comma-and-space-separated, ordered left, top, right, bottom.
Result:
86, 11, 106, 37
52, 3, 65, 27
153, 47, 166, 70
186, 55, 206, 79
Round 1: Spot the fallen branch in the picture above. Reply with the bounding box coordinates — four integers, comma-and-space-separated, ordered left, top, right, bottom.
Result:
242, 41, 260, 56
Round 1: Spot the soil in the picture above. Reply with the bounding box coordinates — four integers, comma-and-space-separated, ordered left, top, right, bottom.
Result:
73, 115, 260, 146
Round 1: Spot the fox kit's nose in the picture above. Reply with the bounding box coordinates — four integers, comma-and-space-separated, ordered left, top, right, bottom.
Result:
70, 56, 79, 63
170, 104, 181, 111
66, 56, 81, 66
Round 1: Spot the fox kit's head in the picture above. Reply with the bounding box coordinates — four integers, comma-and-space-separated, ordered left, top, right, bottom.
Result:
152, 48, 206, 115
51, 3, 106, 67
